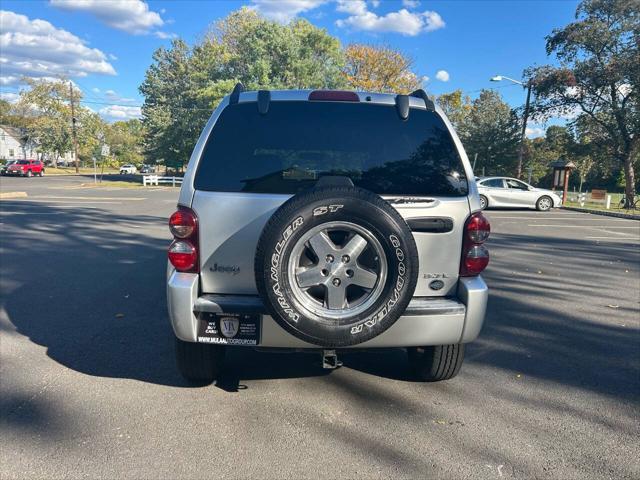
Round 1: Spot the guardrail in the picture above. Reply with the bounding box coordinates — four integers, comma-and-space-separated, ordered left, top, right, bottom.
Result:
142, 175, 184, 187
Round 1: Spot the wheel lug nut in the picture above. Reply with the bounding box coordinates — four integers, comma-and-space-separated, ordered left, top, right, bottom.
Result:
341, 255, 350, 263
332, 278, 341, 287
326, 254, 334, 263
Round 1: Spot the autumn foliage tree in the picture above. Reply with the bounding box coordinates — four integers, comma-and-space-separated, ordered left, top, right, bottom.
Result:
343, 44, 423, 93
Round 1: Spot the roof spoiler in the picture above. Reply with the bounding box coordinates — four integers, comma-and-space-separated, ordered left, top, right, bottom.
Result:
409, 89, 435, 111
229, 83, 271, 115
229, 82, 244, 104
395, 88, 436, 120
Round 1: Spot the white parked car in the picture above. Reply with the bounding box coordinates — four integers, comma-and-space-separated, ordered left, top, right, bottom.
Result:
119, 164, 137, 174
477, 177, 562, 211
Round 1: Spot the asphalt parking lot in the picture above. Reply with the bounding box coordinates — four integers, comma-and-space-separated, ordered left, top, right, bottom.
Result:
1, 175, 639, 479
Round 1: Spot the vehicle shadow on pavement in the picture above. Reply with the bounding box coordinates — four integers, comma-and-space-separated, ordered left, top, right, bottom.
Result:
471, 232, 640, 402
333, 231, 640, 405
0, 201, 187, 388
0, 201, 328, 393
2, 202, 638, 403
215, 349, 331, 392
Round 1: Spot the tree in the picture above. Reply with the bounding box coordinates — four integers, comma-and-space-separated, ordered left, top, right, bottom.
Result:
140, 8, 347, 169
106, 119, 145, 166
343, 44, 422, 93
139, 39, 197, 170
436, 90, 471, 129
9, 78, 110, 168
457, 90, 521, 176
17, 78, 75, 167
527, 0, 639, 206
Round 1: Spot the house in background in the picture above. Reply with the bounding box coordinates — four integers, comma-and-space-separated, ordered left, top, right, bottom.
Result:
0, 125, 75, 164
0, 125, 34, 160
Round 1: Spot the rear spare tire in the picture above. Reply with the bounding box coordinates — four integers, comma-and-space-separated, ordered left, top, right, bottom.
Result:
255, 186, 419, 347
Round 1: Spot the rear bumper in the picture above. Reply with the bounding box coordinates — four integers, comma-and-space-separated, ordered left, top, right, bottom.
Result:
167, 272, 488, 348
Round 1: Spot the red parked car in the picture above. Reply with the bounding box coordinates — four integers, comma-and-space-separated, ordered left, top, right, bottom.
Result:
5, 159, 45, 177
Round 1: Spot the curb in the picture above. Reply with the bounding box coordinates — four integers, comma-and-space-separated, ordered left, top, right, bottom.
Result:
0, 191, 28, 199
562, 206, 640, 221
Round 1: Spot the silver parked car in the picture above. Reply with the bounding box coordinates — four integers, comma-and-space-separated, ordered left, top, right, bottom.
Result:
167, 86, 489, 384
477, 176, 562, 211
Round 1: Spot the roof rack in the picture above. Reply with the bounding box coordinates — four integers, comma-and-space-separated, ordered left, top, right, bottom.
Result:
409, 89, 435, 111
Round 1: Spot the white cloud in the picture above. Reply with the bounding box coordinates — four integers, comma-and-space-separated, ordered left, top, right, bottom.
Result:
435, 70, 449, 82
422, 11, 445, 31
525, 126, 545, 138
0, 10, 116, 86
154, 31, 177, 40
91, 87, 100, 93
335, 0, 444, 36
252, 0, 328, 23
101, 88, 137, 104
336, 0, 367, 15
371, 0, 380, 7
99, 105, 141, 121
50, 0, 165, 35
108, 53, 118, 61
402, 0, 420, 7
0, 92, 20, 103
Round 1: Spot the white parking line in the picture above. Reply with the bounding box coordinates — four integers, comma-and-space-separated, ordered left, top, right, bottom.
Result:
490, 215, 630, 221
528, 224, 639, 229
586, 236, 640, 242
591, 228, 638, 237
2, 199, 122, 204
31, 195, 146, 201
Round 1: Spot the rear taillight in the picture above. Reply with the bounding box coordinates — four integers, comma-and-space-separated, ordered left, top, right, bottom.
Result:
460, 212, 490, 276
169, 210, 196, 238
168, 206, 198, 273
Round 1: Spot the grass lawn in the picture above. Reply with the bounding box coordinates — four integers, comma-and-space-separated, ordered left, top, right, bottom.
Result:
74, 181, 147, 189
45, 167, 120, 175
564, 200, 640, 217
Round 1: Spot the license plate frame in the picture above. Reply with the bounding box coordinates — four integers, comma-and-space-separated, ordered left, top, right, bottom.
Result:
197, 312, 261, 345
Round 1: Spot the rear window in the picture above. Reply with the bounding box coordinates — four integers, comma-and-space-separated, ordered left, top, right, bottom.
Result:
194, 101, 468, 196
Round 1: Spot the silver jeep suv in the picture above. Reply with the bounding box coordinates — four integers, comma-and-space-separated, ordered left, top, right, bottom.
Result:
167, 86, 489, 384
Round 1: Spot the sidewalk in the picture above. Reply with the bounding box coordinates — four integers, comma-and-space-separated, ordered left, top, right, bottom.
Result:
562, 205, 640, 220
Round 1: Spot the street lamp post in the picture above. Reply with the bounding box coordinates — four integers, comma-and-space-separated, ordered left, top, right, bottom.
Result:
490, 75, 533, 179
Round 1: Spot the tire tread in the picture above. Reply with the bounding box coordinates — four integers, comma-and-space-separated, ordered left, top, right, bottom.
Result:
409, 344, 465, 382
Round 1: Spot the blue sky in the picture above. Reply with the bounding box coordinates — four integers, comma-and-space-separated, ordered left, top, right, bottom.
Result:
1, 0, 579, 133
